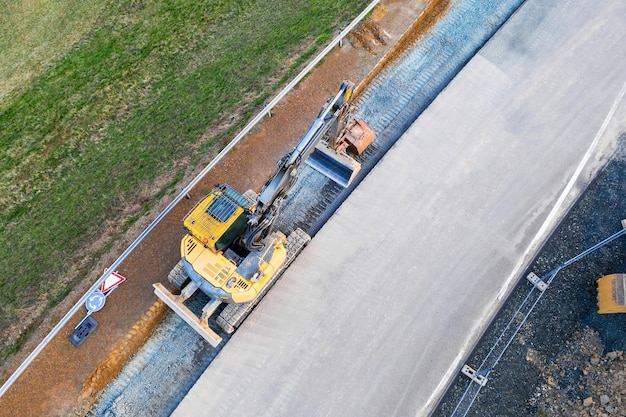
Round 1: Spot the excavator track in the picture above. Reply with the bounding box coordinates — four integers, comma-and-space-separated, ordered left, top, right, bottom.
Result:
168, 259, 189, 291
216, 228, 311, 333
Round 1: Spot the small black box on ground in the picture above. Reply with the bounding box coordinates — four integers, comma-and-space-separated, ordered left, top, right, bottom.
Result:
69, 316, 99, 348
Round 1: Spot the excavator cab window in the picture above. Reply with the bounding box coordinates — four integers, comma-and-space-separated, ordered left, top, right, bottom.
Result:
206, 194, 238, 222
214, 211, 248, 253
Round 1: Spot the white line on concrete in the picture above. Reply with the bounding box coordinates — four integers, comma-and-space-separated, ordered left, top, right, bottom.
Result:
426, 77, 626, 416
530, 78, 626, 251
482, 77, 626, 315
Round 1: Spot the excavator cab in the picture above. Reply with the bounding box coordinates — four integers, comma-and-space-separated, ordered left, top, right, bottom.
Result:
183, 185, 251, 252
178, 184, 287, 304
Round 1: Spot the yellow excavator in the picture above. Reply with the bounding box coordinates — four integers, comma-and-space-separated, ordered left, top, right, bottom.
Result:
153, 81, 375, 345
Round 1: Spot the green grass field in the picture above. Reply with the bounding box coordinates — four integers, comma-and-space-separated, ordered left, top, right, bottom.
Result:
0, 0, 369, 360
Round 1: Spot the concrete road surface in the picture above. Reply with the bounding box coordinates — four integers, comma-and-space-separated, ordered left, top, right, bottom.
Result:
173, 1, 626, 416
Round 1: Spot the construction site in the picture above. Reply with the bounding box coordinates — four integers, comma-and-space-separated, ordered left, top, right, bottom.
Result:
1, 0, 626, 416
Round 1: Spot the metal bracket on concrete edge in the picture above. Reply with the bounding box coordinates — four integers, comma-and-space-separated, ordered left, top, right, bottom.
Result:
461, 364, 488, 387
527, 272, 547, 292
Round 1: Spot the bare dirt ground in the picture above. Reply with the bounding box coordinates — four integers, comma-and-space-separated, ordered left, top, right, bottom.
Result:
0, 1, 433, 416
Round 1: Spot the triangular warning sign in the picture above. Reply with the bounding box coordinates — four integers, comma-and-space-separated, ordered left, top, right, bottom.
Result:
101, 269, 126, 293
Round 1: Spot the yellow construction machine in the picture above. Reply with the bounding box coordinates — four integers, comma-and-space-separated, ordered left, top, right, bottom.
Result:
154, 81, 375, 345
597, 273, 626, 314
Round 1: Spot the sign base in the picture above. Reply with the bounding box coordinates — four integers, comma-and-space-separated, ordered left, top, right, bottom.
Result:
69, 316, 99, 348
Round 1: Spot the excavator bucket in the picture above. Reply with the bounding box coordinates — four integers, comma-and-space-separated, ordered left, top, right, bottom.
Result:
306, 118, 376, 187
339, 119, 376, 155
597, 273, 626, 314
306, 145, 362, 187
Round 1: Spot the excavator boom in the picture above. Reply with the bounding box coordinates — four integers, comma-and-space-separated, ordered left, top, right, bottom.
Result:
256, 80, 355, 212
246, 80, 357, 248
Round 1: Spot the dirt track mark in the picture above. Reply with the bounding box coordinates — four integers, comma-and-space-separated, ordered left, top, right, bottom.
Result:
354, 0, 449, 97
347, 19, 388, 53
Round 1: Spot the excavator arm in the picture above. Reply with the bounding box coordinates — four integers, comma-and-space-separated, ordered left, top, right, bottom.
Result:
243, 80, 355, 249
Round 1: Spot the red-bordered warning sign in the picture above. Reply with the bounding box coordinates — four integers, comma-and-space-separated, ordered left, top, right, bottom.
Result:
101, 269, 126, 293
